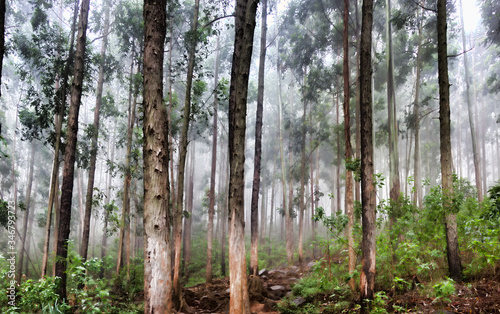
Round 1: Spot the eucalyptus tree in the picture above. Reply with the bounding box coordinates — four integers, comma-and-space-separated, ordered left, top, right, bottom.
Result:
18, 141, 35, 280
386, 0, 400, 206
80, 0, 111, 263
437, 0, 462, 282
228, 0, 259, 311
459, 0, 482, 203
113, 0, 144, 276
55, 0, 91, 298
359, 0, 376, 310
249, 0, 268, 276
173, 0, 199, 300
10, 0, 80, 279
142, 0, 171, 310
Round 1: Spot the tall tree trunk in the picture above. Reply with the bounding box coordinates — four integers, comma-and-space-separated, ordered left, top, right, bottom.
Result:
41, 0, 80, 279
220, 146, 228, 277
228, 0, 258, 312
250, 0, 267, 276
355, 0, 362, 204
277, 42, 294, 265
298, 78, 307, 266
336, 87, 341, 214
183, 143, 195, 281
437, 0, 462, 282
100, 129, 115, 278
55, 0, 90, 298
81, 0, 110, 262
343, 0, 356, 292
359, 0, 376, 310
77, 169, 84, 251
269, 157, 276, 247
413, 8, 423, 207
386, 0, 400, 205
207, 34, 221, 283
459, 0, 482, 202
117, 51, 138, 277
19, 142, 36, 280
174, 0, 200, 301
143, 0, 171, 310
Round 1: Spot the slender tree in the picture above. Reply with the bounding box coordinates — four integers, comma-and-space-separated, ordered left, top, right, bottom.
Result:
228, 0, 259, 311
459, 0, 482, 203
81, 0, 110, 262
173, 0, 199, 300
386, 0, 400, 205
18, 141, 36, 280
41, 0, 80, 279
143, 0, 171, 310
343, 0, 356, 292
413, 7, 423, 207
55, 0, 91, 298
359, 0, 376, 310
207, 34, 221, 283
437, 0, 462, 282
250, 0, 267, 275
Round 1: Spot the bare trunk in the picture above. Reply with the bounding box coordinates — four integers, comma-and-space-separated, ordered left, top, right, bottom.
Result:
182, 144, 194, 281
277, 43, 293, 265
298, 86, 307, 266
174, 0, 200, 301
228, 0, 258, 311
359, 0, 376, 310
250, 0, 267, 276
117, 47, 138, 277
386, 0, 400, 205
55, 0, 90, 298
19, 142, 36, 280
81, 0, 110, 262
438, 0, 462, 282
207, 34, 221, 283
143, 0, 171, 310
413, 8, 423, 207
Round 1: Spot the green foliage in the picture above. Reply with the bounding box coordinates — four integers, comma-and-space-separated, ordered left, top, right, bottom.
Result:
17, 277, 70, 313
0, 199, 9, 228
431, 278, 455, 303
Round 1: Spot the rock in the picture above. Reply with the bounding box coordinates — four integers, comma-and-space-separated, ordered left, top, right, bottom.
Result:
259, 269, 269, 276
293, 297, 307, 307
270, 285, 285, 291
307, 261, 316, 268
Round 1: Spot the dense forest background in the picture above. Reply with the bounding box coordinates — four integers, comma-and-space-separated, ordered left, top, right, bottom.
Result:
0, 0, 499, 312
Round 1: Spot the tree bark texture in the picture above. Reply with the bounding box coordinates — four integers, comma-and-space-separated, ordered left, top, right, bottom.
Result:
228, 0, 258, 312
250, 0, 267, 276
143, 0, 171, 311
437, 0, 462, 282
343, 0, 356, 292
55, 0, 90, 298
359, 0, 376, 310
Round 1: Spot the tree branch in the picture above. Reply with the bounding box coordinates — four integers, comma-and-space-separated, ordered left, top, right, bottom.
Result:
448, 46, 474, 58
202, 14, 235, 29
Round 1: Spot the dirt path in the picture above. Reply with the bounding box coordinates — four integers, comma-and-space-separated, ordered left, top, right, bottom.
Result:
182, 262, 314, 313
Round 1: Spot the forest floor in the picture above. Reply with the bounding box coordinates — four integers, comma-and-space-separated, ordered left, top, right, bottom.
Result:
178, 261, 500, 313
